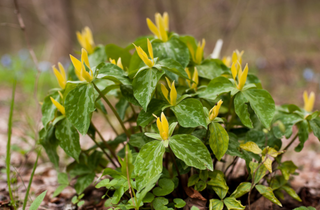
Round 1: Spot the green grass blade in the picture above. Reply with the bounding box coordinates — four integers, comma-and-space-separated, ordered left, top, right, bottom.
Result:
6, 79, 17, 209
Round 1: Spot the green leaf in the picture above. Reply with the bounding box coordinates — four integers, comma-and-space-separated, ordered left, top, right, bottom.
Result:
89, 45, 107, 67
278, 161, 298, 180
137, 99, 167, 127
120, 85, 140, 106
272, 113, 302, 139
134, 140, 165, 191
75, 173, 95, 194
129, 133, 153, 148
188, 174, 200, 187
207, 170, 228, 199
249, 161, 268, 184
119, 145, 134, 177
196, 59, 227, 80
209, 199, 224, 210
105, 44, 132, 68
53, 184, 68, 197
115, 97, 129, 120
174, 198, 186, 208
152, 178, 174, 196
65, 83, 95, 135
282, 185, 302, 202
152, 37, 190, 68
234, 92, 253, 128
152, 197, 169, 210
230, 182, 251, 199
29, 190, 47, 210
55, 119, 80, 162
57, 173, 69, 185
171, 98, 207, 128
223, 197, 245, 210
309, 117, 320, 140
170, 134, 213, 170
255, 185, 282, 206
136, 173, 161, 205
295, 120, 309, 152
133, 68, 164, 110
41, 92, 60, 126
293, 207, 316, 210
143, 192, 155, 203
240, 141, 262, 154
96, 63, 130, 85
242, 89, 275, 129
209, 122, 229, 161
191, 206, 200, 210
39, 126, 59, 168
158, 58, 189, 79
198, 76, 236, 100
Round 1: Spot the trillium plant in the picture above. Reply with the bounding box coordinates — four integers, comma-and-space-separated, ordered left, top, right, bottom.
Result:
40, 12, 320, 209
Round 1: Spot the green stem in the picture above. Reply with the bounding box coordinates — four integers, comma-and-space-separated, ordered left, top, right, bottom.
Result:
283, 133, 299, 151
93, 82, 131, 138
125, 145, 139, 210
23, 148, 41, 210
227, 96, 236, 131
97, 107, 119, 136
6, 80, 16, 210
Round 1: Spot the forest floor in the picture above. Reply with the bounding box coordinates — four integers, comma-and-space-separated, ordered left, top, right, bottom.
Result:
0, 86, 320, 210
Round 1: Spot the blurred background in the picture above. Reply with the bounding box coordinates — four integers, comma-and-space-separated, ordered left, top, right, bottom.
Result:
0, 0, 320, 105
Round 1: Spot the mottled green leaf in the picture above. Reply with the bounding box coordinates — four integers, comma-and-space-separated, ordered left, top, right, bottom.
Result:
134, 140, 165, 191
137, 99, 167, 127
188, 174, 200, 187
171, 98, 207, 128
96, 63, 130, 85
196, 59, 226, 80
249, 161, 268, 184
158, 58, 189, 79
224, 197, 245, 210
89, 45, 107, 67
75, 173, 95, 194
293, 207, 316, 210
65, 83, 95, 135
152, 178, 174, 196
207, 170, 228, 199
129, 133, 153, 149
295, 120, 309, 152
240, 141, 262, 154
198, 76, 236, 100
170, 134, 213, 171
255, 185, 282, 206
115, 97, 129, 120
230, 182, 251, 199
39, 126, 59, 168
152, 37, 190, 68
234, 91, 253, 128
282, 185, 302, 202
309, 117, 320, 140
209, 122, 229, 161
41, 92, 60, 126
278, 161, 298, 180
55, 119, 80, 161
272, 113, 302, 139
209, 199, 224, 210
242, 89, 275, 129
120, 85, 140, 106
133, 68, 164, 110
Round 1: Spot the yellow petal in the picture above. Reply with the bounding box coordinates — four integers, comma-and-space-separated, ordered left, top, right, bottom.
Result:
53, 66, 66, 89
185, 68, 191, 87
70, 55, 84, 81
209, 100, 223, 121
304, 91, 315, 112
191, 68, 199, 89
50, 97, 65, 115
163, 12, 169, 31
222, 56, 231, 68
58, 62, 66, 81
232, 51, 238, 64
231, 62, 238, 80
161, 112, 169, 140
58, 91, 63, 99
165, 77, 172, 89
186, 42, 195, 63
81, 48, 90, 68
155, 13, 161, 30
158, 14, 168, 42
161, 84, 170, 103
82, 70, 93, 82
238, 63, 248, 90
109, 58, 116, 64
76, 32, 85, 49
147, 39, 154, 61
146, 18, 160, 38
84, 26, 94, 45
157, 117, 163, 137
117, 57, 123, 70
195, 39, 205, 64
170, 81, 177, 106
134, 44, 153, 68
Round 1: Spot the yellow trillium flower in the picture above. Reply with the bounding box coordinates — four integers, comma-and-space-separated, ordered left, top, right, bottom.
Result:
209, 99, 223, 121
187, 39, 206, 65
70, 48, 94, 82
109, 57, 123, 70
161, 78, 177, 106
147, 12, 169, 42
303, 91, 315, 112
76, 27, 95, 54
232, 50, 244, 65
52, 62, 67, 89
185, 67, 199, 90
222, 56, 231, 68
231, 61, 249, 91
156, 112, 169, 140
133, 39, 154, 68
50, 97, 65, 115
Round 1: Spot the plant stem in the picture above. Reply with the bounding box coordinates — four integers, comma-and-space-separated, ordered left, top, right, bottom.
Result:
125, 145, 138, 210
169, 147, 183, 198
90, 122, 120, 166
23, 148, 41, 210
97, 107, 119, 136
93, 82, 131, 138
6, 80, 16, 210
129, 103, 143, 133
227, 96, 236, 131
283, 133, 299, 151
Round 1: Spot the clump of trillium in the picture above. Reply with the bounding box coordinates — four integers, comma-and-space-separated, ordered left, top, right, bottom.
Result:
230, 50, 249, 91
145, 112, 178, 147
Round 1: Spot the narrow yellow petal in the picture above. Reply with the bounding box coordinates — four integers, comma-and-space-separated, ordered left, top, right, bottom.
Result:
222, 56, 231, 68
195, 39, 205, 64
58, 91, 63, 99
157, 117, 163, 136
186, 42, 195, 63
84, 26, 94, 45
117, 57, 123, 70
70, 55, 84, 81
155, 13, 161, 30
191, 68, 199, 89
161, 84, 170, 103
58, 62, 66, 81
232, 51, 238, 64
238, 64, 248, 90
303, 91, 308, 106
76, 32, 85, 48
231, 62, 238, 80
109, 58, 116, 64
185, 68, 191, 87
161, 112, 169, 140
170, 81, 177, 106
147, 39, 154, 61
134, 44, 153, 68
146, 18, 160, 38
82, 70, 93, 82
304, 91, 315, 112
50, 97, 65, 115
81, 48, 90, 68
163, 12, 169, 31
158, 14, 168, 42
165, 77, 172, 89
209, 100, 223, 121
53, 66, 65, 89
